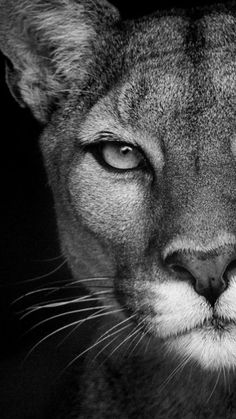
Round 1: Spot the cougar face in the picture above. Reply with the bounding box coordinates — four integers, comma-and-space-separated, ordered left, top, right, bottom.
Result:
2, 0, 236, 377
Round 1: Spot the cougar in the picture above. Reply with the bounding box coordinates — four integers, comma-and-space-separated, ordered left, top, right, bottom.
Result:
3, 0, 236, 417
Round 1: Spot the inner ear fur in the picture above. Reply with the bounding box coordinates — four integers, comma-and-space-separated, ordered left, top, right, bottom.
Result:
0, 0, 120, 122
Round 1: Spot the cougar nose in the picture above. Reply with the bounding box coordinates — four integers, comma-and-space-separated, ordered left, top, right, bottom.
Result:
164, 249, 236, 306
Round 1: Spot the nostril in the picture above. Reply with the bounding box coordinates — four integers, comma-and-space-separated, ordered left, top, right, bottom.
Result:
170, 264, 189, 275
163, 246, 236, 306
169, 263, 195, 283
164, 253, 182, 268
223, 258, 236, 282
164, 254, 194, 280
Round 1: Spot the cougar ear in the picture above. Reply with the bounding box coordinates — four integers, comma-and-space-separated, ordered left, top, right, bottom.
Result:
0, 0, 120, 122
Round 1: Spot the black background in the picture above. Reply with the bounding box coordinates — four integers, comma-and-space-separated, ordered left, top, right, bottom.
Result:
0, 1, 222, 418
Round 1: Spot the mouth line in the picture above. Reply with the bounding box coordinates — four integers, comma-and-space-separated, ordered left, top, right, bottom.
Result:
168, 317, 236, 339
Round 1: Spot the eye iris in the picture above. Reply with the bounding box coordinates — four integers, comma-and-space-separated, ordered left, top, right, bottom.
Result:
102, 143, 143, 169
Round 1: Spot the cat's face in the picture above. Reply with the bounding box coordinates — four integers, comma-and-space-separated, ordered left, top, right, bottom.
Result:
40, 15, 236, 372
2, 0, 236, 373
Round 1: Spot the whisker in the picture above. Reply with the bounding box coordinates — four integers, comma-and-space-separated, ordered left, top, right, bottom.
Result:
106, 321, 146, 361
157, 353, 191, 396
20, 297, 107, 320
57, 308, 130, 343
128, 330, 146, 357
23, 307, 123, 363
61, 277, 114, 287
0, 276, 115, 290
30, 289, 113, 308
13, 284, 113, 310
90, 319, 139, 371
92, 290, 113, 295
96, 314, 136, 344
20, 295, 106, 316
32, 255, 64, 262
56, 306, 114, 347
109, 329, 141, 358
11, 287, 61, 306
125, 316, 148, 356
7, 260, 68, 287
59, 318, 132, 375
24, 305, 114, 334
206, 370, 221, 403
123, 332, 139, 355
26, 260, 67, 281
151, 355, 192, 415
144, 335, 151, 355
90, 335, 122, 365
222, 365, 231, 394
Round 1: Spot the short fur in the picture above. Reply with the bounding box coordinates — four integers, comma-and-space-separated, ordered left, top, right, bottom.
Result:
2, 0, 236, 417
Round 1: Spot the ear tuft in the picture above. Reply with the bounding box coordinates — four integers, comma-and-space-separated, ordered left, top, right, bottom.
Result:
0, 0, 120, 122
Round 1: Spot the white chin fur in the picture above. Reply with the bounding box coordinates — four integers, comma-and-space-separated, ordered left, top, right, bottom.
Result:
168, 328, 236, 371
140, 274, 236, 371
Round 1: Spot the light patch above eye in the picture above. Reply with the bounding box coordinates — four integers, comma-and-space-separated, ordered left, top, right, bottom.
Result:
101, 143, 144, 170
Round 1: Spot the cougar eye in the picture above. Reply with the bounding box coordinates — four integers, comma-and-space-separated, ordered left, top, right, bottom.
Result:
97, 142, 145, 171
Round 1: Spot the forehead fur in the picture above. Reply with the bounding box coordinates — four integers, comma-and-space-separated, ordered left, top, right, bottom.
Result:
112, 6, 236, 132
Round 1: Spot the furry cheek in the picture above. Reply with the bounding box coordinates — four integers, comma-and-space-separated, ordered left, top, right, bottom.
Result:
132, 280, 211, 338
68, 156, 150, 254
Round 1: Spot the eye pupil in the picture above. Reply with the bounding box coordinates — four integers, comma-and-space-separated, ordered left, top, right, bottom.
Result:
120, 146, 132, 155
